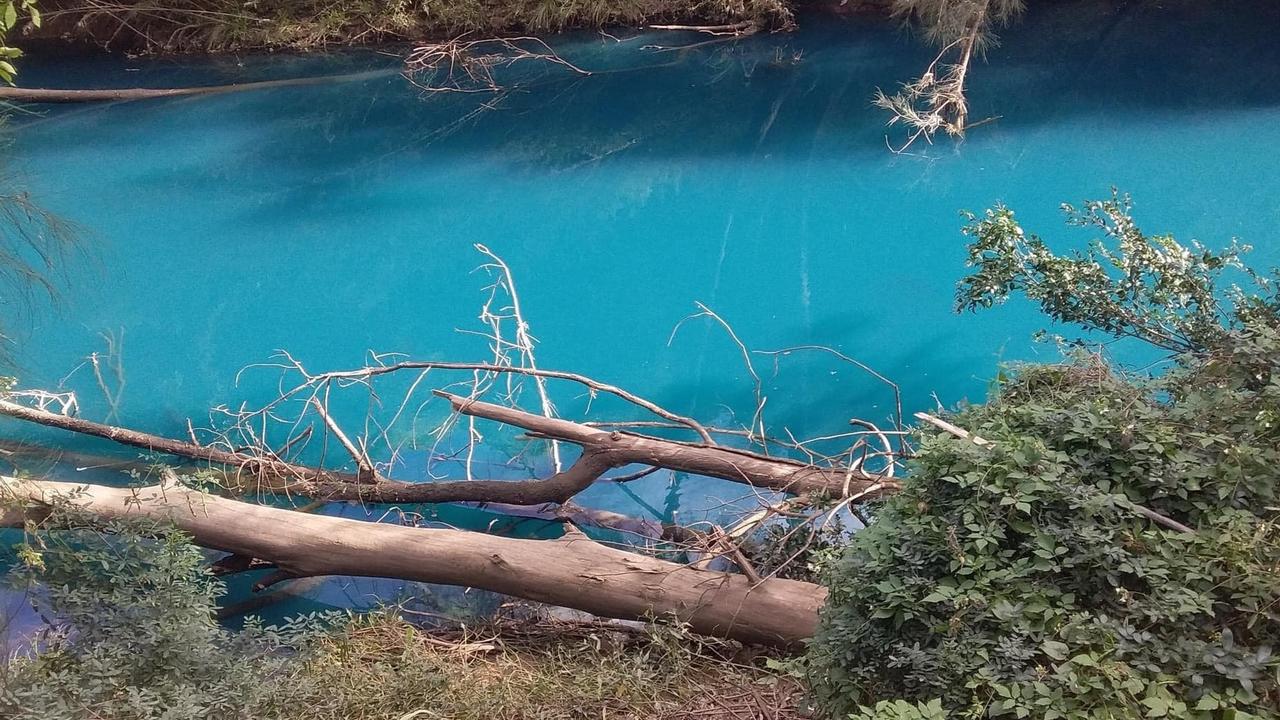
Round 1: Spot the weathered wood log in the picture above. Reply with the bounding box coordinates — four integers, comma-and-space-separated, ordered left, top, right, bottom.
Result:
0, 69, 399, 104
3, 478, 827, 647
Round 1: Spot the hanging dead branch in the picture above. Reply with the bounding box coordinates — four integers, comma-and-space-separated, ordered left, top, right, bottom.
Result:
875, 0, 1025, 151
402, 36, 590, 94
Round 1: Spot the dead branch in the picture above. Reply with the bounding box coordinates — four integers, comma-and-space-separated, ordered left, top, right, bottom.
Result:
403, 36, 590, 94
648, 21, 758, 36
253, 358, 715, 444
472, 243, 563, 473
0, 396, 632, 505
309, 395, 377, 481
875, 0, 1024, 151
437, 391, 895, 498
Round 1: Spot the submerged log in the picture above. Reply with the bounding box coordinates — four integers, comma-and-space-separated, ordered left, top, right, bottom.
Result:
3, 478, 827, 647
0, 69, 399, 104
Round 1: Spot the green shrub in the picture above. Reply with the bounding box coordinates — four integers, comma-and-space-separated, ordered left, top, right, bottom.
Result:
0, 504, 330, 720
807, 193, 1280, 719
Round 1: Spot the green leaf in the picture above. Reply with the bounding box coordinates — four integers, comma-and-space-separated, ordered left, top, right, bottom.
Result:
1068, 654, 1097, 668
1041, 640, 1069, 661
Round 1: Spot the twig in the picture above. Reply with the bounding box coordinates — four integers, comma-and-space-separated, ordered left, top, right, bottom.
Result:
309, 395, 377, 482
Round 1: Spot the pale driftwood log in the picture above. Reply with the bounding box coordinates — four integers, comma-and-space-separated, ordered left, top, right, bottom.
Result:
0, 69, 398, 104
3, 478, 826, 647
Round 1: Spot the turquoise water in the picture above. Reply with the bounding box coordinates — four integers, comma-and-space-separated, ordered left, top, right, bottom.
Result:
2, 0, 1280, 618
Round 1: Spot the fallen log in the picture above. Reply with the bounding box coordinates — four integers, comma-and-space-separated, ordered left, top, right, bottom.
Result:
0, 400, 668, 535
2, 478, 827, 647
0, 68, 399, 104
0, 396, 896, 505
0, 398, 614, 504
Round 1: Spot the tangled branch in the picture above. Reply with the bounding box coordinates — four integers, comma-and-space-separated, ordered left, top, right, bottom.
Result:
403, 36, 590, 94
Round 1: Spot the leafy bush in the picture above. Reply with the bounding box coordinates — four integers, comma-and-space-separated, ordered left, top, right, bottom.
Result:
807, 193, 1280, 719
0, 503, 329, 720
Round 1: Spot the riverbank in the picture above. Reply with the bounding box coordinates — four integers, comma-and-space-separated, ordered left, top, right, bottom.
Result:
25, 0, 892, 54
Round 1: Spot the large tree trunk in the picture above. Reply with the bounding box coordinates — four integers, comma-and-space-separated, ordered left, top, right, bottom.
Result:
4, 478, 826, 647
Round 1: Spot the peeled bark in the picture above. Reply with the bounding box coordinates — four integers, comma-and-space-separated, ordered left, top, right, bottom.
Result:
3, 478, 826, 647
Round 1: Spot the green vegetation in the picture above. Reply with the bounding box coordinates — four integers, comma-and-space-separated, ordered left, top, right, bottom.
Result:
807, 193, 1280, 718
1, 498, 801, 720
0, 0, 37, 82
1, 504, 318, 719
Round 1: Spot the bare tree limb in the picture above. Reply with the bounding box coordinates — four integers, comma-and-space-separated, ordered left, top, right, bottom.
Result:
437, 391, 896, 498
0, 68, 399, 104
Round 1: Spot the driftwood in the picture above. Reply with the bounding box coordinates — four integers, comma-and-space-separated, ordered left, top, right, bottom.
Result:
0, 69, 398, 104
2, 478, 826, 647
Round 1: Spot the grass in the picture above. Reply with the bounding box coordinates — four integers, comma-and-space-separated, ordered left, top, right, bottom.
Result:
277, 612, 807, 720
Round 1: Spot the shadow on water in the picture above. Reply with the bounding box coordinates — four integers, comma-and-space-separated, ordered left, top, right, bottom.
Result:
17, 0, 1280, 162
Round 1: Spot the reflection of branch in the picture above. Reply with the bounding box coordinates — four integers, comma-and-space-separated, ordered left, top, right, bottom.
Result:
755, 343, 906, 453
670, 303, 768, 447
90, 329, 126, 422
